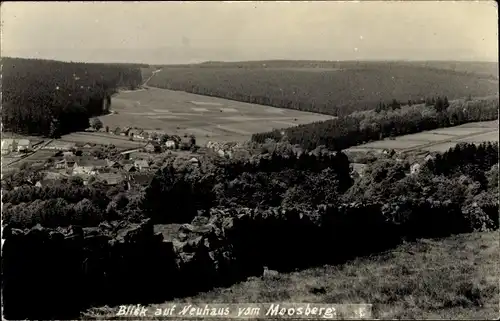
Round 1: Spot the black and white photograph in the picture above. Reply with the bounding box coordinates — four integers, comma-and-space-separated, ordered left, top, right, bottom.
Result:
1, 1, 499, 320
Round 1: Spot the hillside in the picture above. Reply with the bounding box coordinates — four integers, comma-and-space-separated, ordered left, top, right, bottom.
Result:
1, 57, 145, 137
84, 231, 499, 320
148, 61, 498, 116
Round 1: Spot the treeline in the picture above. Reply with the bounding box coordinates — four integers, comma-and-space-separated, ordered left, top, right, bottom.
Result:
1, 57, 144, 136
252, 96, 499, 151
148, 65, 498, 116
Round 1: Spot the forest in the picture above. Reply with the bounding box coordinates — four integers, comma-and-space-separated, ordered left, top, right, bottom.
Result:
1, 57, 144, 137
148, 63, 498, 116
252, 95, 499, 150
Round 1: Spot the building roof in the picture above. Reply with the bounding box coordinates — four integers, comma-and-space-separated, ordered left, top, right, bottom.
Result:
75, 157, 108, 168
17, 139, 30, 146
1, 139, 15, 149
123, 164, 137, 172
134, 159, 149, 167
97, 173, 124, 185
130, 173, 155, 186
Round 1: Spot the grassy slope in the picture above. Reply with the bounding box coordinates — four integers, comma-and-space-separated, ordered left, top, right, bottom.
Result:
84, 231, 499, 320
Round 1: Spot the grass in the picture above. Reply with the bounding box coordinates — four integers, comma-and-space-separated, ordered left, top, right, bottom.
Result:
83, 231, 499, 320
98, 86, 333, 146
347, 120, 499, 154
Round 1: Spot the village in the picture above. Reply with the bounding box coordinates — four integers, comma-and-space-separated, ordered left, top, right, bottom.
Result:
1, 124, 439, 193
1, 123, 249, 191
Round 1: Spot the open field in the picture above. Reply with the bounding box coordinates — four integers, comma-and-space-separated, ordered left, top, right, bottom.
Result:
99, 86, 334, 146
347, 121, 499, 154
84, 231, 499, 320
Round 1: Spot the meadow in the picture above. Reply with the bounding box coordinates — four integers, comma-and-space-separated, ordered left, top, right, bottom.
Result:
148, 61, 499, 116
98, 86, 333, 146
346, 120, 499, 154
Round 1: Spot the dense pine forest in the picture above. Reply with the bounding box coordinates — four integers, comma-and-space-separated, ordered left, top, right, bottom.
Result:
148, 61, 498, 116
1, 57, 145, 137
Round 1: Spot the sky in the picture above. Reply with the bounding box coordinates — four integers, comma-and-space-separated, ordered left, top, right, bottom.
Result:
1, 1, 498, 64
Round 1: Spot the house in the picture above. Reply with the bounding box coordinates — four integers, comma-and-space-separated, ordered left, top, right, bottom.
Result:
165, 140, 176, 149
54, 159, 68, 169
189, 157, 199, 164
143, 142, 160, 153
130, 129, 145, 139
17, 139, 32, 152
410, 163, 421, 175
134, 159, 150, 171
107, 160, 123, 169
82, 143, 93, 149
351, 163, 367, 177
129, 173, 155, 187
424, 154, 435, 162
1, 139, 17, 155
35, 179, 59, 188
73, 157, 108, 175
123, 164, 137, 172
97, 172, 125, 186
121, 127, 131, 136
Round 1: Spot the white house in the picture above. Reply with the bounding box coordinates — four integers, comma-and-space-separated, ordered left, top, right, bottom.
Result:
134, 159, 150, 171
17, 139, 32, 152
165, 140, 176, 149
410, 163, 421, 175
1, 139, 31, 154
1, 139, 16, 155
424, 154, 435, 162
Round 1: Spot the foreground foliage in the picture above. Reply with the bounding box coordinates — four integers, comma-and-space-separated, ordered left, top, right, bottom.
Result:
84, 231, 498, 320
1, 140, 498, 319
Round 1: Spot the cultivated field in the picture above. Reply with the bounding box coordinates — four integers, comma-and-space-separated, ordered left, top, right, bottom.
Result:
99, 86, 334, 146
346, 120, 499, 154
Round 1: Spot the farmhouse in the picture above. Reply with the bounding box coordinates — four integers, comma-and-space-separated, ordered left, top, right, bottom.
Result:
129, 173, 155, 187
123, 164, 137, 172
107, 160, 123, 170
410, 163, 421, 175
424, 154, 435, 162
1, 139, 17, 155
97, 172, 125, 186
17, 139, 32, 152
1, 139, 32, 154
165, 140, 176, 149
35, 179, 59, 188
121, 127, 132, 136
143, 142, 161, 153
351, 163, 367, 177
130, 129, 145, 139
73, 157, 108, 175
134, 159, 150, 171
